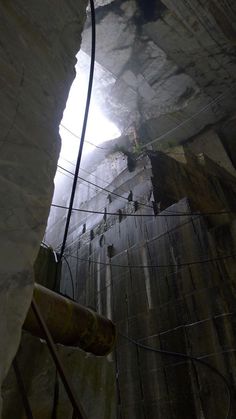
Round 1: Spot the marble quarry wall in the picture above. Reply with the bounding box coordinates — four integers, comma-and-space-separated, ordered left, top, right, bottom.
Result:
1, 1, 236, 418
56, 150, 236, 418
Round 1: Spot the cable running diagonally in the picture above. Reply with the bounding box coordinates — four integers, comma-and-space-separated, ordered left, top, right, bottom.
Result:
120, 333, 232, 419
52, 202, 233, 218
59, 0, 96, 261
68, 252, 236, 269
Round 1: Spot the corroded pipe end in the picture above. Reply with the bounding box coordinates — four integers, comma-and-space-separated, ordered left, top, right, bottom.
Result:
23, 283, 116, 356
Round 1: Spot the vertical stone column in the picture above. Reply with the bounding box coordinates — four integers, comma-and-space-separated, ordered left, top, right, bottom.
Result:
0, 0, 87, 413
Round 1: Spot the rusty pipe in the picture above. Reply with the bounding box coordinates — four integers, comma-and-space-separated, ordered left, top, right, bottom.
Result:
23, 283, 116, 356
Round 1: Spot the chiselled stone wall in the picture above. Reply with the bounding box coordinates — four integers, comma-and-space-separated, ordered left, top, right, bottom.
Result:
60, 151, 236, 418
0, 0, 87, 414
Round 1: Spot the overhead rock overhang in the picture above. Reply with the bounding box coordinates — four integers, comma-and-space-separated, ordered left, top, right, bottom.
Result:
81, 0, 236, 148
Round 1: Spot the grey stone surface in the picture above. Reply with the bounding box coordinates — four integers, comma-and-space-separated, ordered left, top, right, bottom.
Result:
2, 333, 116, 419
2, 1, 236, 417
46, 147, 152, 249
0, 0, 87, 415
185, 128, 236, 177
58, 153, 236, 418
81, 0, 236, 146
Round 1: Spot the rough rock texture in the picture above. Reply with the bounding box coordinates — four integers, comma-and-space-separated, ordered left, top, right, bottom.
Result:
46, 123, 236, 250
46, 144, 153, 249
2, 333, 116, 419
0, 0, 87, 414
33, 245, 57, 290
2, 246, 116, 418
55, 151, 236, 418
82, 0, 236, 146
150, 151, 236, 214
184, 129, 236, 177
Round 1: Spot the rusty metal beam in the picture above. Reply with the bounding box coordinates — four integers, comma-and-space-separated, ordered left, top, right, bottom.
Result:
13, 357, 34, 419
23, 283, 116, 356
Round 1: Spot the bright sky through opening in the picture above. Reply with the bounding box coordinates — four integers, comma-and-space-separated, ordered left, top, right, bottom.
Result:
58, 52, 121, 165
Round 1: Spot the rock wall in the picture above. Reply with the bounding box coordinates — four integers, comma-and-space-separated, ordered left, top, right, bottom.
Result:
0, 0, 87, 414
82, 0, 236, 146
2, 333, 116, 419
46, 145, 152, 248
57, 151, 236, 418
184, 129, 236, 177
2, 245, 116, 418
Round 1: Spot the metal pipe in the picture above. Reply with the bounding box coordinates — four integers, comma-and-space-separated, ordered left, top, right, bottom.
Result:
23, 283, 116, 356
13, 357, 34, 419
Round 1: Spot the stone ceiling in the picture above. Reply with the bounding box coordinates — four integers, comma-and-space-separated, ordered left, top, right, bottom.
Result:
81, 0, 236, 148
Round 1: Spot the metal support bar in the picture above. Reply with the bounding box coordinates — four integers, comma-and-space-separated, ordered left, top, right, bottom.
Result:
31, 297, 88, 419
13, 358, 34, 419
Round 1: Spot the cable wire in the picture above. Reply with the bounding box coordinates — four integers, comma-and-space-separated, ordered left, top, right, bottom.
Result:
59, 0, 96, 262
119, 333, 232, 419
54, 213, 202, 254
57, 151, 236, 216
68, 252, 236, 269
58, 150, 216, 215
13, 358, 34, 419
51, 370, 59, 419
57, 161, 155, 210
60, 124, 109, 150
60, 156, 151, 204
60, 84, 236, 155
31, 298, 87, 419
55, 165, 235, 217
51, 203, 233, 218
141, 86, 236, 150
57, 164, 153, 209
